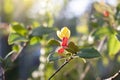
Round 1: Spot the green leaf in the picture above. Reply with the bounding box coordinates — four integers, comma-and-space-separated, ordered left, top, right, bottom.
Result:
0, 57, 3, 63
2, 58, 13, 71
12, 45, 20, 52
11, 22, 28, 36
8, 33, 28, 45
107, 34, 120, 56
47, 39, 60, 46
31, 27, 55, 37
93, 27, 114, 39
77, 47, 101, 59
47, 53, 60, 62
29, 37, 40, 45
65, 42, 79, 53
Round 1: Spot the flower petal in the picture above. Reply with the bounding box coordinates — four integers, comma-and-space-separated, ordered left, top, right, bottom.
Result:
57, 27, 71, 40
61, 27, 70, 39
57, 31, 63, 39
57, 47, 65, 56
61, 37, 68, 47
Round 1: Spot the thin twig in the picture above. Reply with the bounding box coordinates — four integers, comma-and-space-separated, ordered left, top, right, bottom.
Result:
80, 64, 90, 80
4, 51, 14, 60
97, 37, 106, 52
48, 57, 73, 80
0, 66, 5, 80
80, 36, 105, 80
104, 70, 120, 80
79, 37, 106, 80
11, 42, 28, 62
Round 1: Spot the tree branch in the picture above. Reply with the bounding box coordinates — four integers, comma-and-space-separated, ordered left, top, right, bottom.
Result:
11, 42, 28, 62
79, 37, 106, 80
105, 70, 120, 80
80, 63, 90, 80
97, 37, 106, 52
0, 66, 5, 80
48, 57, 73, 80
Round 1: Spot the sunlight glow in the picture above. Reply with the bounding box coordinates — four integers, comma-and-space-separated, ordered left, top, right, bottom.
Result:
66, 0, 92, 17
29, 0, 63, 18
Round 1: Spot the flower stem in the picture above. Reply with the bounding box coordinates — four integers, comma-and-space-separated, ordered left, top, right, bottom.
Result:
48, 57, 73, 80
4, 51, 14, 60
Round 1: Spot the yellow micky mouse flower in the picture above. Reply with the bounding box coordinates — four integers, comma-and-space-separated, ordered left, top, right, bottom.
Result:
57, 27, 71, 40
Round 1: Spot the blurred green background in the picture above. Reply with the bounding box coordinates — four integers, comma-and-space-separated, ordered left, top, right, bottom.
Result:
0, 0, 120, 80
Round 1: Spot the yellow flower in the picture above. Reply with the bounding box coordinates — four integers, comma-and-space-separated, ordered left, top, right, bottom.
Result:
57, 27, 71, 40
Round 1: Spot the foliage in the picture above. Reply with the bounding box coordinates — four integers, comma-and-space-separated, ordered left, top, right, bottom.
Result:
0, 0, 120, 80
